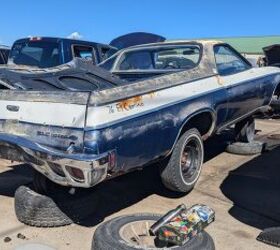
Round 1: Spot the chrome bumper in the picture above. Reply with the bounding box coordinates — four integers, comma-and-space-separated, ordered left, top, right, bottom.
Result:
0, 133, 109, 188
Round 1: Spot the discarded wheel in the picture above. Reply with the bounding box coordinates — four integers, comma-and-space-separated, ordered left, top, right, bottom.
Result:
235, 118, 255, 143
92, 214, 215, 250
15, 185, 72, 227
160, 128, 204, 193
14, 185, 98, 227
226, 141, 265, 155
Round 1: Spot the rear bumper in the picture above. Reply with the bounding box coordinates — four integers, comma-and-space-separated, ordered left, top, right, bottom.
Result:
0, 133, 109, 188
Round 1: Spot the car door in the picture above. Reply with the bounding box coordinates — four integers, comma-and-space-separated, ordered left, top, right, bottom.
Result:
214, 44, 262, 122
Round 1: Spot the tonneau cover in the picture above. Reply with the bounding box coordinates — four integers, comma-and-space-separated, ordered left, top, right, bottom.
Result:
0, 58, 125, 91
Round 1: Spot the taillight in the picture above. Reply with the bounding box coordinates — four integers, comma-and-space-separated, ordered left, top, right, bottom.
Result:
65, 166, 85, 182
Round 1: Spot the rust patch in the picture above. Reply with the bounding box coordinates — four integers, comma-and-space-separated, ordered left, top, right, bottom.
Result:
116, 96, 144, 112
216, 75, 224, 85
148, 92, 157, 99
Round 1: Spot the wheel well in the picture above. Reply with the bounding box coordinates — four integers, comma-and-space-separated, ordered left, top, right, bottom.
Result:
274, 82, 280, 97
179, 112, 214, 139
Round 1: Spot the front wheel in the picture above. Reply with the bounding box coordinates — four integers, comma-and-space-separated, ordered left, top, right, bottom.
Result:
160, 128, 204, 193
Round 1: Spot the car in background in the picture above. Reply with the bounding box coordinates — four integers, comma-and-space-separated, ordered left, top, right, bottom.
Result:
263, 44, 280, 110
8, 37, 118, 68
263, 44, 280, 67
0, 45, 10, 64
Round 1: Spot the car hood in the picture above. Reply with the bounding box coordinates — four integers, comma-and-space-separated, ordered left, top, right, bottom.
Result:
263, 44, 280, 67
110, 32, 166, 49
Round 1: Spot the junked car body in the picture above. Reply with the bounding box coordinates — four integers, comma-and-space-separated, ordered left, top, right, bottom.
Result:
0, 40, 279, 193
263, 44, 280, 109
263, 44, 280, 67
8, 37, 117, 69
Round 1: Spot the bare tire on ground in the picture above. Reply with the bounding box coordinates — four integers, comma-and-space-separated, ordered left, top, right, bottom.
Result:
226, 141, 265, 155
235, 118, 255, 143
160, 128, 204, 193
15, 185, 72, 227
14, 185, 99, 227
92, 214, 215, 250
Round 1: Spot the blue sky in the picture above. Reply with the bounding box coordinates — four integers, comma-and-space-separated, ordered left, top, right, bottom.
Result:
1, 0, 279, 46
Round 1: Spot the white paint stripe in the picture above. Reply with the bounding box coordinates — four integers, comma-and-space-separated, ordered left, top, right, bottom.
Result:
86, 68, 280, 128
86, 76, 220, 127
0, 67, 278, 129
0, 100, 86, 128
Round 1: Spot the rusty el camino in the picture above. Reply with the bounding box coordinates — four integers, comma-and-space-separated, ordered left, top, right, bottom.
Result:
0, 40, 279, 194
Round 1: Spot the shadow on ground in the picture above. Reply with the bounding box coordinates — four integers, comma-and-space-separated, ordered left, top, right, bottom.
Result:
0, 164, 32, 197
0, 131, 233, 227
220, 146, 280, 230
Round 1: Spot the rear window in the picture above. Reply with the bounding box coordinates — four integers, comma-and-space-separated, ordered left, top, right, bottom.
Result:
117, 45, 201, 71
9, 40, 61, 68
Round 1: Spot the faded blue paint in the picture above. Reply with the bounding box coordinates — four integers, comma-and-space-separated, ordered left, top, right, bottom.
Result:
84, 73, 279, 173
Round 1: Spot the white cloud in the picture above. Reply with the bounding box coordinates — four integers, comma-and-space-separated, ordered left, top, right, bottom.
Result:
67, 32, 83, 40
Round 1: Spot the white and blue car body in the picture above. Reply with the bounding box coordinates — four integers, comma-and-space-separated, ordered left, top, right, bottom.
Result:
0, 40, 279, 191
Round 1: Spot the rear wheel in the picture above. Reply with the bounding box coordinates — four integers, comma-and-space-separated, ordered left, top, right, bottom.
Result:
160, 128, 204, 193
235, 118, 255, 143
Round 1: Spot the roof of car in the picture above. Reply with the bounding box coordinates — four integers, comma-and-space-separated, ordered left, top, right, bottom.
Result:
125, 39, 224, 49
13, 37, 114, 48
0, 45, 10, 50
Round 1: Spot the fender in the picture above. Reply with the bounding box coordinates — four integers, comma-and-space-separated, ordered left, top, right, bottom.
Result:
167, 108, 216, 157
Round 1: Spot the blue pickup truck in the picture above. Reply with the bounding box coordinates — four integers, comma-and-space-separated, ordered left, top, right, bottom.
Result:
8, 37, 117, 68
0, 40, 279, 195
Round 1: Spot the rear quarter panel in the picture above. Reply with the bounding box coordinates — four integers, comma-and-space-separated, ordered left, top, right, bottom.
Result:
85, 75, 227, 172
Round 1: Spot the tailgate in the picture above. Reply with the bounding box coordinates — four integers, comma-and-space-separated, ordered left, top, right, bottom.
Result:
0, 90, 90, 150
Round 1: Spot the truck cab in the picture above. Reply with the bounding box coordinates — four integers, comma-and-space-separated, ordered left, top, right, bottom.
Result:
8, 37, 118, 68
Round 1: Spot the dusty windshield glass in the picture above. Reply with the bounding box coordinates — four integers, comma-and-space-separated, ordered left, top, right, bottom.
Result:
9, 41, 61, 68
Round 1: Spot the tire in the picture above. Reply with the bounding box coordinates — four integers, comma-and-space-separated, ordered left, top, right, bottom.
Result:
14, 185, 99, 227
235, 118, 255, 143
160, 128, 204, 193
92, 214, 215, 250
270, 95, 280, 111
15, 185, 72, 227
226, 141, 265, 155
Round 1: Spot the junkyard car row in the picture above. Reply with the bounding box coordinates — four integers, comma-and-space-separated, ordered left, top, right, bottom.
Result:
0, 36, 279, 195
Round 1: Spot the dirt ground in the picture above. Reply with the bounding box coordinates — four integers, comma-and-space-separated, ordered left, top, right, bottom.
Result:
0, 118, 280, 250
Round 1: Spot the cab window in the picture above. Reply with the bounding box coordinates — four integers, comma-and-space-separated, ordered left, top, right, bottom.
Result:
100, 47, 118, 61
117, 45, 201, 71
73, 45, 96, 63
214, 45, 251, 76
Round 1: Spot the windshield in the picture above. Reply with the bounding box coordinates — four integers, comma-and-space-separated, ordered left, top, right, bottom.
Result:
98, 53, 119, 71
9, 40, 61, 68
